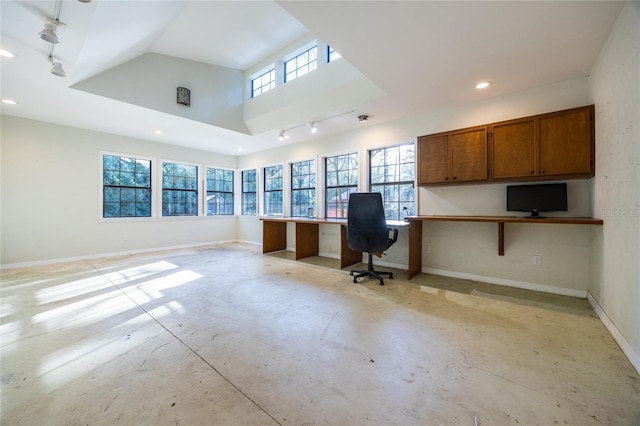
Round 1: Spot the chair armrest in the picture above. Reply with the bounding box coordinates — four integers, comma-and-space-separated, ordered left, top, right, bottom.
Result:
387, 227, 398, 245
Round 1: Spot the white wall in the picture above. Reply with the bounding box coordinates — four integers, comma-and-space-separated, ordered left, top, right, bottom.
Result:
588, 1, 640, 372
0, 116, 238, 266
238, 77, 596, 295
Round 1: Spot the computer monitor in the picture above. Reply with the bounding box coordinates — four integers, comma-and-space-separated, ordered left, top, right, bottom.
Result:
506, 183, 568, 218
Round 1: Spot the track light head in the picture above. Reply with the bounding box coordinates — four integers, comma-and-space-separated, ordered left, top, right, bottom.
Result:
39, 23, 59, 44
49, 56, 66, 77
310, 122, 318, 134
358, 114, 369, 123
278, 130, 291, 141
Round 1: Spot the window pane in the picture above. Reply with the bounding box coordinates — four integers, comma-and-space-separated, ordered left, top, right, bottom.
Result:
102, 154, 152, 218
264, 165, 283, 215
368, 143, 415, 220
242, 170, 257, 215
206, 167, 234, 216
325, 153, 358, 218
162, 162, 198, 216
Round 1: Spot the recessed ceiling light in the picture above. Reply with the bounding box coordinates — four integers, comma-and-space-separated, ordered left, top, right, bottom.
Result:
237, 147, 244, 152
0, 48, 15, 58
476, 81, 491, 89
2, 99, 17, 105
154, 130, 163, 135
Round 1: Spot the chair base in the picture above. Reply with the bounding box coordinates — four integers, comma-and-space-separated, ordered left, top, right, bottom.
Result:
350, 252, 393, 286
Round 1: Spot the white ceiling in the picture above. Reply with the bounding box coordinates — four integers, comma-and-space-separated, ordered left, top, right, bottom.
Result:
0, 1, 624, 155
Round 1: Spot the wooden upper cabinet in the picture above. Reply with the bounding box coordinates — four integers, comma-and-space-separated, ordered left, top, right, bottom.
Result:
489, 105, 595, 181
490, 118, 536, 179
538, 106, 593, 177
418, 134, 449, 184
450, 127, 487, 182
418, 105, 594, 186
418, 126, 487, 185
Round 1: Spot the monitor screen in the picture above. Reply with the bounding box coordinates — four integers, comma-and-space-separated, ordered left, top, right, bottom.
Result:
506, 183, 567, 218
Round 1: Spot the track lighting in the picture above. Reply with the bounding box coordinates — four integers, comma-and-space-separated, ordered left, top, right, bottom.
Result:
49, 56, 66, 77
310, 122, 318, 134
358, 114, 369, 122
278, 131, 291, 141
39, 23, 59, 44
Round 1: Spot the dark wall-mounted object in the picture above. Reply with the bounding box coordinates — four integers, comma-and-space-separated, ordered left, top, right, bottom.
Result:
177, 87, 190, 107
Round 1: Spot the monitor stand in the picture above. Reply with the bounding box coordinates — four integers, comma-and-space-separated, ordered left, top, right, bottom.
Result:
526, 209, 546, 219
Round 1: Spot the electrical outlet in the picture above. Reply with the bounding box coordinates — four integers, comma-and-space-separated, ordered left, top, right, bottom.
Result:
124, 233, 129, 241
533, 255, 541, 265
425, 246, 431, 254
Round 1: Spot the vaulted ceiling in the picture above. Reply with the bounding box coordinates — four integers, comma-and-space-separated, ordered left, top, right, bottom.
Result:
0, 1, 624, 155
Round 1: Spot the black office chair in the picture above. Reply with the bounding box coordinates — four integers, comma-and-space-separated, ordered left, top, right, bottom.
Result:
347, 192, 398, 285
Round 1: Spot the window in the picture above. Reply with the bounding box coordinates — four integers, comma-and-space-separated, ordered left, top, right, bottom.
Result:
242, 169, 257, 215
291, 159, 316, 217
325, 153, 358, 218
285, 46, 317, 82
370, 144, 415, 220
327, 46, 341, 62
264, 165, 283, 216
206, 168, 233, 215
162, 162, 198, 216
103, 154, 151, 218
251, 68, 275, 98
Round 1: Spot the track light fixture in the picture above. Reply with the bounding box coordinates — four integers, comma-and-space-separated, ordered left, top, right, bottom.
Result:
49, 55, 66, 77
358, 114, 369, 122
39, 23, 59, 44
278, 131, 291, 141
276, 110, 355, 141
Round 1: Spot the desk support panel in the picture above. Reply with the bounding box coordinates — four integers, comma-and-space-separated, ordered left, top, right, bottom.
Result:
295, 223, 319, 259
263, 221, 286, 253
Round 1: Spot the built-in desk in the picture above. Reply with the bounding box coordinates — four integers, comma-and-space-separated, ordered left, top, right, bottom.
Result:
405, 215, 604, 279
260, 217, 363, 268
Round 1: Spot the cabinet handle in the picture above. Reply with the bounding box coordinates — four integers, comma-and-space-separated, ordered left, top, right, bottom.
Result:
453, 177, 457, 180
540, 169, 545, 173
529, 170, 534, 174
445, 177, 449, 180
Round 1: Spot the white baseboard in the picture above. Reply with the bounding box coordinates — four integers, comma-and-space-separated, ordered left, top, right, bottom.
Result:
587, 292, 640, 375
423, 267, 588, 298
318, 251, 341, 260
237, 240, 261, 246
0, 240, 237, 270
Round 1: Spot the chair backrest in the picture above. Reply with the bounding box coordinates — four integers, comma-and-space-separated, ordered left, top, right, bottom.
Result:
347, 192, 390, 252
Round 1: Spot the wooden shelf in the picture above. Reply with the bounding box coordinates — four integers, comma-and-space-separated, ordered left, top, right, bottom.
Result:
405, 215, 603, 279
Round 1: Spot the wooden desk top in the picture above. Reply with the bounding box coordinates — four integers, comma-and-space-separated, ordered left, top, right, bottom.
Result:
404, 215, 603, 225
260, 217, 409, 227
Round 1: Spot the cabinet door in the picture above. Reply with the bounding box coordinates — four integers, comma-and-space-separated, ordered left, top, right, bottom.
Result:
450, 127, 487, 182
491, 118, 536, 179
418, 134, 449, 184
538, 107, 593, 177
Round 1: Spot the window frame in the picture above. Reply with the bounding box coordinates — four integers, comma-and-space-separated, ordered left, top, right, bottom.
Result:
284, 44, 318, 83
327, 45, 341, 63
160, 160, 200, 217
241, 169, 258, 216
324, 151, 359, 219
251, 67, 276, 98
368, 142, 416, 221
290, 159, 316, 218
263, 164, 284, 216
205, 167, 234, 216
101, 152, 153, 219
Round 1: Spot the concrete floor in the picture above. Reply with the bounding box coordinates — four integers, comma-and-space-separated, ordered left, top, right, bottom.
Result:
1, 243, 638, 425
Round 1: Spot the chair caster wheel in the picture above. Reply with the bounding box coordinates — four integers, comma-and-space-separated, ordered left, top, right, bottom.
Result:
379, 280, 385, 286
389, 274, 393, 279
353, 278, 358, 283
350, 271, 354, 276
